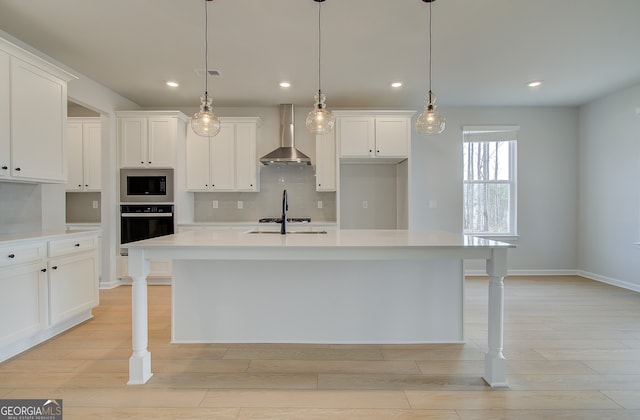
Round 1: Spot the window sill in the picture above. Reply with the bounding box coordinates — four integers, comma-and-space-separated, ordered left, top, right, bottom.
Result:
469, 234, 519, 245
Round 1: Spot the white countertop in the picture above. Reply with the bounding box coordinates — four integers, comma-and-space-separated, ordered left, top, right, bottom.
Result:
127, 229, 513, 250
0, 229, 100, 245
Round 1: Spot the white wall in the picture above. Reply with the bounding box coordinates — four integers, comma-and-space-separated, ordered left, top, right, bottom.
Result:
410, 106, 580, 274
578, 83, 640, 291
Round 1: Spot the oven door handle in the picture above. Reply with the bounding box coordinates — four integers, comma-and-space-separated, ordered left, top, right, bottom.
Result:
121, 213, 174, 217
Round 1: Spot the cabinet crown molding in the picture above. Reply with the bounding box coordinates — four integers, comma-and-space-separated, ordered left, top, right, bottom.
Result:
115, 110, 189, 122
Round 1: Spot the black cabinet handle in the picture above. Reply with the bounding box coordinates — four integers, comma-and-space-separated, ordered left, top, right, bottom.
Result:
1, 166, 7, 170
52, 266, 58, 270
74, 243, 80, 247
8, 254, 15, 258
15, 167, 21, 171
78, 184, 82, 187
148, 161, 151, 164
141, 161, 144, 164
41, 268, 47, 273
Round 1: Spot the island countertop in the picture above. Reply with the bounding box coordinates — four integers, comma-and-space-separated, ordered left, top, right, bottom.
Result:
126, 228, 513, 251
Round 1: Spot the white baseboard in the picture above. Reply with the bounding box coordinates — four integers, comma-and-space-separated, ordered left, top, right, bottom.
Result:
464, 267, 640, 293
577, 270, 640, 293
464, 269, 578, 277
99, 278, 123, 289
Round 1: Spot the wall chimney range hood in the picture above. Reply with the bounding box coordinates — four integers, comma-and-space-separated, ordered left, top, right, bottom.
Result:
260, 104, 311, 166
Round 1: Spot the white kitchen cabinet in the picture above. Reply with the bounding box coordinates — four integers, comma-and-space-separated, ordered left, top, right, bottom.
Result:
0, 38, 75, 183
118, 111, 187, 168
47, 235, 99, 325
336, 111, 413, 161
0, 262, 48, 349
0, 231, 98, 362
66, 118, 101, 191
0, 49, 9, 179
315, 130, 336, 191
186, 117, 262, 192
48, 251, 98, 325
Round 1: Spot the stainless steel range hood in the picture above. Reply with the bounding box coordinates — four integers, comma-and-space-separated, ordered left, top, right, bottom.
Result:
260, 104, 311, 166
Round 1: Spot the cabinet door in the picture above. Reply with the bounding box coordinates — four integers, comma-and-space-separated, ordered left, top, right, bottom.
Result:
338, 117, 374, 157
49, 252, 98, 325
235, 123, 259, 191
185, 129, 211, 191
10, 57, 66, 182
120, 118, 147, 168
84, 122, 102, 190
316, 131, 336, 191
147, 117, 176, 168
209, 124, 235, 191
375, 117, 409, 157
66, 122, 84, 191
0, 263, 48, 346
0, 50, 9, 179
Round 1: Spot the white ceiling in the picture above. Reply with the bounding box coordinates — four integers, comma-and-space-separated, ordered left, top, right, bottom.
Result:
1, 0, 639, 110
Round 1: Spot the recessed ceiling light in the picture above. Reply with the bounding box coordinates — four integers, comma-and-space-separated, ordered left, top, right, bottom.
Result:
165, 81, 179, 87
391, 82, 403, 88
279, 81, 291, 88
528, 80, 542, 88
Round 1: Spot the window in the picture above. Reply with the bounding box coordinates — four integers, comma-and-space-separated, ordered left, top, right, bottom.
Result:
463, 126, 518, 236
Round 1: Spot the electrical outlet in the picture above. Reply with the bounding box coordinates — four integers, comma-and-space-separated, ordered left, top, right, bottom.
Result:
317, 200, 323, 209
92, 200, 98, 209
212, 200, 218, 209
237, 200, 243, 209
362, 200, 368, 209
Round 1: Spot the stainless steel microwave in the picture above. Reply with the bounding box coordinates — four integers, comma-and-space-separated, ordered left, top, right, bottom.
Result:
120, 168, 174, 203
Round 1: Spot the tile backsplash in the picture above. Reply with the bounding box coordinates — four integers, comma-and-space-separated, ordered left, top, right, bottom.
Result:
0, 182, 41, 234
194, 165, 336, 223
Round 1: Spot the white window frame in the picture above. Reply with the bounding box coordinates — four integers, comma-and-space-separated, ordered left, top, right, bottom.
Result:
462, 125, 518, 238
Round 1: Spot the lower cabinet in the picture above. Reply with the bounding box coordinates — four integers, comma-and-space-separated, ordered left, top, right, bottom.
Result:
48, 251, 98, 325
0, 232, 99, 362
0, 262, 47, 348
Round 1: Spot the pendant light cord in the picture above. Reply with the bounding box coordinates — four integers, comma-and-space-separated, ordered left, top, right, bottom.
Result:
317, 1, 322, 92
428, 0, 432, 93
204, 0, 209, 95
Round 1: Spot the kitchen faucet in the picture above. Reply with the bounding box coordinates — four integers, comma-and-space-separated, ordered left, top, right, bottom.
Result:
281, 189, 288, 234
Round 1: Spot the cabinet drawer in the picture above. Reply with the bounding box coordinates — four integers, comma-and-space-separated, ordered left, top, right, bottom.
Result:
0, 242, 46, 268
48, 236, 97, 258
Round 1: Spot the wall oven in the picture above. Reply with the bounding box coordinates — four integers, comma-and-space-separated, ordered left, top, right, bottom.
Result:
120, 168, 174, 203
120, 204, 174, 254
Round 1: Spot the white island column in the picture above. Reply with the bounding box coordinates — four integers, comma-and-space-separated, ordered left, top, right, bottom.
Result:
484, 247, 508, 387
127, 247, 152, 385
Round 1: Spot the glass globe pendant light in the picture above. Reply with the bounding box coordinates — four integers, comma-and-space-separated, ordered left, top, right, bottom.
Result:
416, 0, 445, 135
306, 0, 335, 135
191, 0, 221, 137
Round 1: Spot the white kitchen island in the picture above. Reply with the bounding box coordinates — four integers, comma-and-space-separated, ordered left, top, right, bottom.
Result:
127, 229, 512, 386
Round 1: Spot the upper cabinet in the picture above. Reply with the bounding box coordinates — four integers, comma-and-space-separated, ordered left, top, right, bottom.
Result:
336, 111, 414, 163
0, 38, 76, 183
66, 118, 101, 192
117, 111, 188, 168
315, 130, 336, 192
185, 117, 262, 192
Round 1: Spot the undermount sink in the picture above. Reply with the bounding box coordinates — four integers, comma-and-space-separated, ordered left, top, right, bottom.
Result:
246, 230, 327, 235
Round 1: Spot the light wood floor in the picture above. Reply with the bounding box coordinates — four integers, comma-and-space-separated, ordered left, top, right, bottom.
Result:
1, 276, 639, 419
